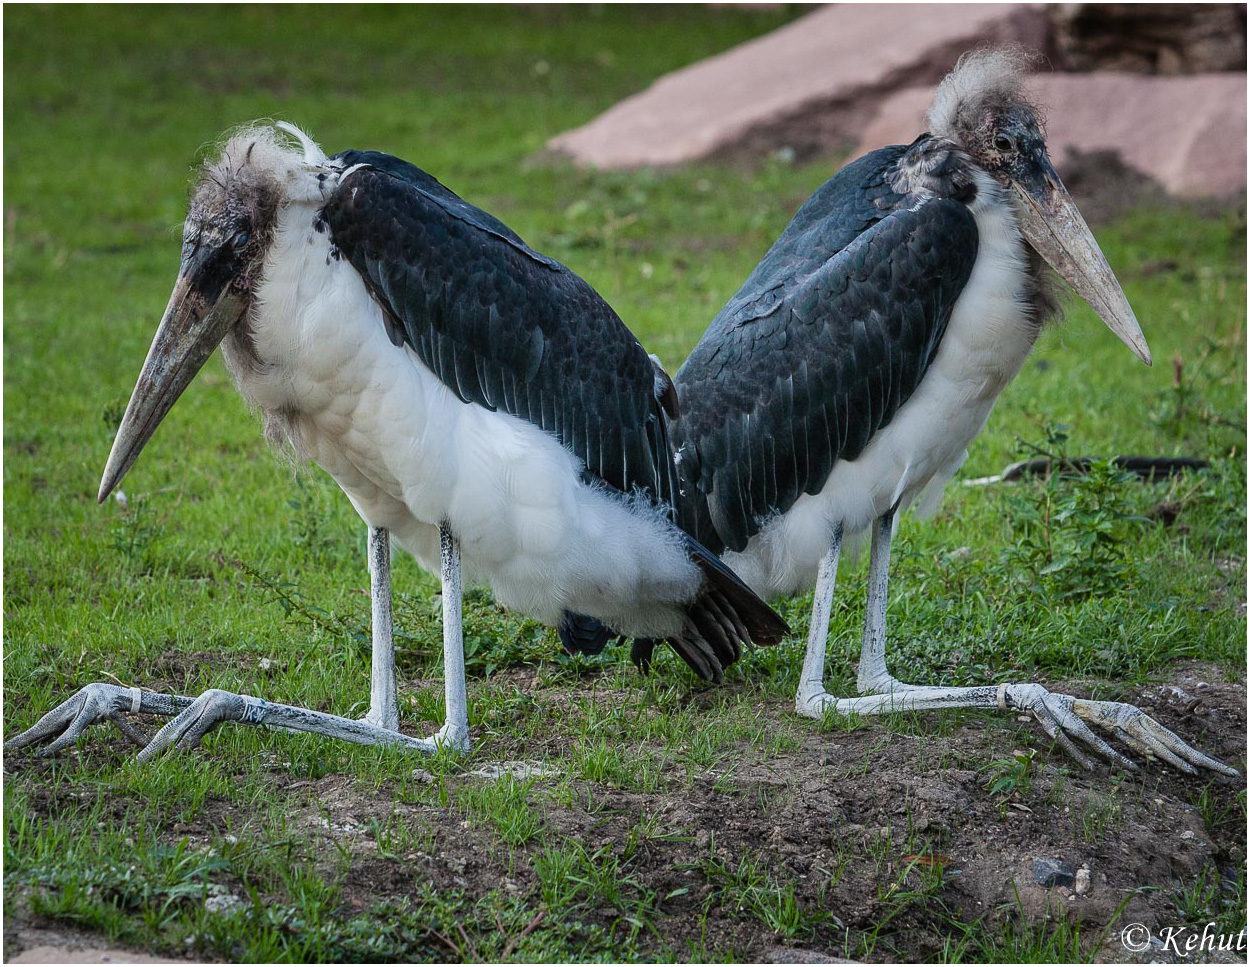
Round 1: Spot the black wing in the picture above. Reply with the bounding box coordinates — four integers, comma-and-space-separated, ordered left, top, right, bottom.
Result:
322, 150, 678, 507
674, 187, 979, 554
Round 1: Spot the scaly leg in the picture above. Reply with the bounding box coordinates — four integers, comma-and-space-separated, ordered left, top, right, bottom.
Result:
794, 510, 1237, 777
6, 526, 473, 759
434, 523, 470, 750
363, 525, 399, 731
856, 508, 907, 695
794, 523, 842, 713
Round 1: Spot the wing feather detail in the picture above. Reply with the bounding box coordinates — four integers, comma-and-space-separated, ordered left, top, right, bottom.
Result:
675, 183, 979, 554
322, 152, 677, 506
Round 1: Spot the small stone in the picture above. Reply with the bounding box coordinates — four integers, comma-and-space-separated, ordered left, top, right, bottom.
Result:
1075, 868, 1091, 895
1180, 830, 1196, 840
204, 893, 245, 916
411, 768, 435, 783
258, 657, 273, 671
470, 760, 558, 781
1032, 857, 1076, 889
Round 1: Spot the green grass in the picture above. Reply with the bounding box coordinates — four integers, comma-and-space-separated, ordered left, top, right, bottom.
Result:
4, 5, 1246, 964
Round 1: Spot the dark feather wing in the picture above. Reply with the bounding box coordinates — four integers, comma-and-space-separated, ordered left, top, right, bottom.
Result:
322, 150, 678, 507
674, 173, 979, 554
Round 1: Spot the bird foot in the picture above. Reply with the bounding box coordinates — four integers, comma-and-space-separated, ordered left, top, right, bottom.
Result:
360, 707, 400, 732
7, 683, 466, 761
792, 678, 1237, 777
4, 683, 186, 758
795, 680, 831, 719
1002, 683, 1238, 777
431, 717, 471, 754
136, 689, 264, 762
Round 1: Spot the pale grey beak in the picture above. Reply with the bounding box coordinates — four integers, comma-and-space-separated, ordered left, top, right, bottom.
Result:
99, 254, 245, 503
1013, 160, 1152, 366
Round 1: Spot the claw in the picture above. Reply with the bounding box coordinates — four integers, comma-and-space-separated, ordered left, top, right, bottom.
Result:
1073, 698, 1238, 779
1006, 684, 1141, 773
108, 712, 152, 748
1008, 687, 1236, 776
135, 689, 245, 762
4, 683, 131, 756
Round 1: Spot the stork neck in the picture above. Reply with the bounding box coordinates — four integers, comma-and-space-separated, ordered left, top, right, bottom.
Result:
888, 136, 979, 205
220, 201, 388, 444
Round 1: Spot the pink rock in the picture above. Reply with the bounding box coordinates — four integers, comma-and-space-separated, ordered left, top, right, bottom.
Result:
856, 73, 1247, 198
549, 3, 1048, 169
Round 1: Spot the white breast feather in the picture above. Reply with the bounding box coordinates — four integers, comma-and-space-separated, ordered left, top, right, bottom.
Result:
233, 201, 701, 637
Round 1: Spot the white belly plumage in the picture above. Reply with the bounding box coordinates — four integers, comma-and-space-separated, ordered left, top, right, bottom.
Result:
226, 207, 700, 638
724, 189, 1040, 598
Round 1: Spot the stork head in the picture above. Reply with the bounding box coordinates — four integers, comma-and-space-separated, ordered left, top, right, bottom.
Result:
99, 123, 324, 502
928, 48, 1151, 366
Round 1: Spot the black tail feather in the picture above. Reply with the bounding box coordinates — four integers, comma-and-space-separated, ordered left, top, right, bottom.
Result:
709, 587, 751, 646
679, 532, 789, 644
650, 532, 790, 683
630, 637, 659, 674
558, 611, 615, 656
565, 536, 788, 685
689, 594, 740, 669
668, 630, 720, 683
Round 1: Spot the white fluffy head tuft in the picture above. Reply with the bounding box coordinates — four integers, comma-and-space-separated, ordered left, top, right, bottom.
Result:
926, 47, 1041, 143
275, 120, 328, 166
195, 121, 328, 209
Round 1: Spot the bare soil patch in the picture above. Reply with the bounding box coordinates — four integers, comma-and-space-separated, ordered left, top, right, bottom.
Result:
5, 663, 1244, 963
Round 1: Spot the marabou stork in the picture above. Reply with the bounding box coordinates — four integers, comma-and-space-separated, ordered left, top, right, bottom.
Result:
7, 122, 787, 761
670, 49, 1235, 776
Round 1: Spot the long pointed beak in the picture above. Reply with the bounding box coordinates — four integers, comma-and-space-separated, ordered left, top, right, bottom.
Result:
98, 254, 246, 503
1013, 162, 1152, 366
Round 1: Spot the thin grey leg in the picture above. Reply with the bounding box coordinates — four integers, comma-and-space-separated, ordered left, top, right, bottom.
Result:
364, 525, 399, 731
435, 524, 470, 750
795, 522, 842, 712
857, 508, 905, 695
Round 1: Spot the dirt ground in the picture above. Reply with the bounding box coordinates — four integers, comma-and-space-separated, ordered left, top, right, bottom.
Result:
6, 661, 1244, 964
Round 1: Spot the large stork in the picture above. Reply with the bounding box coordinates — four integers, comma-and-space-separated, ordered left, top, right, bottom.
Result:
671, 49, 1235, 776
7, 123, 786, 761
